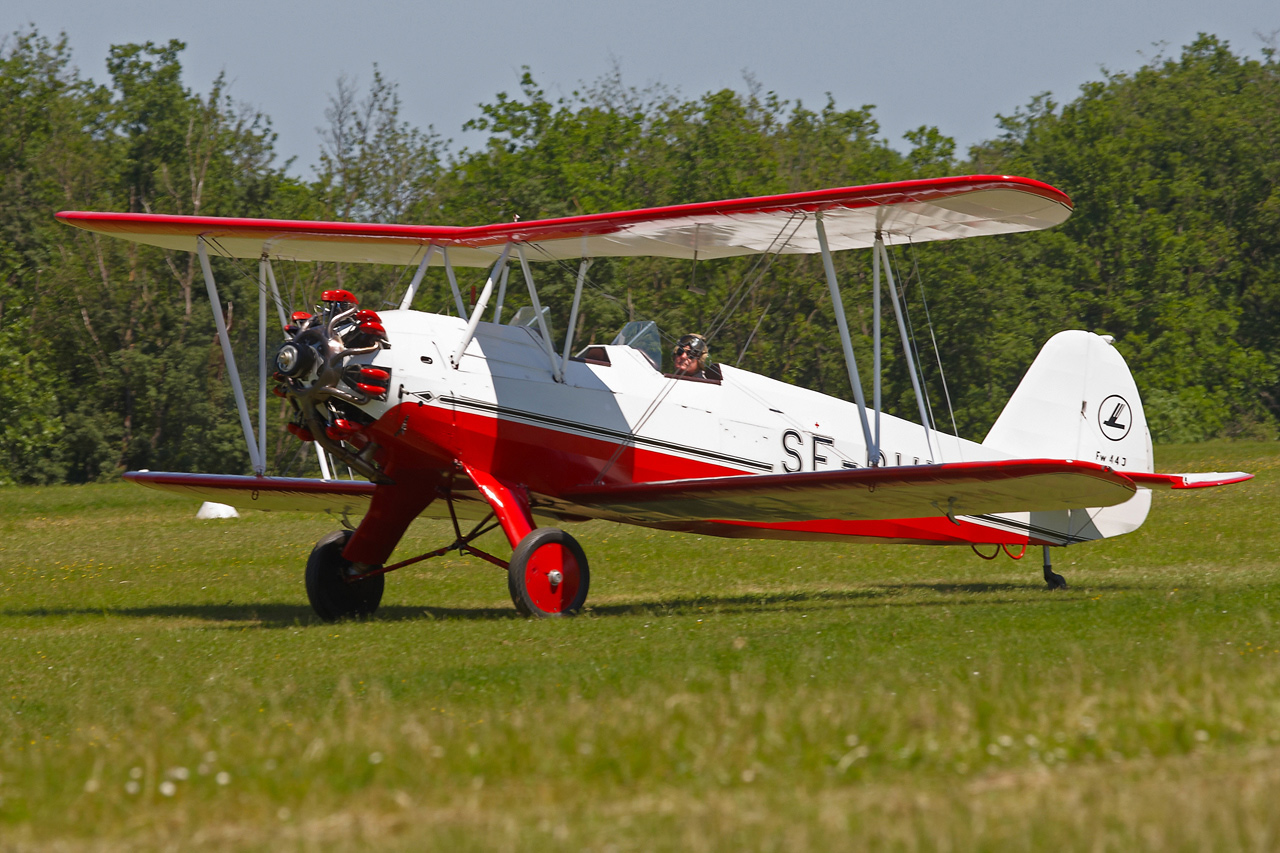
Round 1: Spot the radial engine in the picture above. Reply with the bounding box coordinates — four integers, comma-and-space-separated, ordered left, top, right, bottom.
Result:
272, 289, 394, 481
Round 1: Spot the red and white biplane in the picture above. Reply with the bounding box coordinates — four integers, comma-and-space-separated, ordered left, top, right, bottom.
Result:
57, 175, 1251, 620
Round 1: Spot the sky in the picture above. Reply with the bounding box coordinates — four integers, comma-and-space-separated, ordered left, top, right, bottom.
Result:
8, 0, 1278, 179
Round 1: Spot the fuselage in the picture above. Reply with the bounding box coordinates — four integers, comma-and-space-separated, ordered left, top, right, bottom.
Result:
348, 311, 1045, 545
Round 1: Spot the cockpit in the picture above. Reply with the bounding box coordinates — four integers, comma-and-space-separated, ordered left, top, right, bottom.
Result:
504, 309, 722, 383
600, 320, 721, 382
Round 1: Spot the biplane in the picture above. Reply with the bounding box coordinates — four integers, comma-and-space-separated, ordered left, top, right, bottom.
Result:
57, 175, 1251, 621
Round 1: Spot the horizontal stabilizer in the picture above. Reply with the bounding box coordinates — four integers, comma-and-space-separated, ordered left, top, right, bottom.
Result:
1126, 471, 1253, 490
562, 459, 1138, 526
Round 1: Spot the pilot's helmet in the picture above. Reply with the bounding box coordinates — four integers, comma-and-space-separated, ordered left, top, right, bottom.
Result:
673, 333, 709, 364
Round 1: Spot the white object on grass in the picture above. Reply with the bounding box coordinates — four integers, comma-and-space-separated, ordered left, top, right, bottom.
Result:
196, 502, 239, 520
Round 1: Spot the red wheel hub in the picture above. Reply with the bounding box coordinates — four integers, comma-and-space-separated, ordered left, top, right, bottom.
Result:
523, 542, 582, 613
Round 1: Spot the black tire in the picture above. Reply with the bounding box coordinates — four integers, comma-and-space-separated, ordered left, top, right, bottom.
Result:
507, 527, 589, 617
305, 529, 385, 622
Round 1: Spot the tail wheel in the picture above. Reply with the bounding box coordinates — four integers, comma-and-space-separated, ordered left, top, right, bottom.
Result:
507, 528, 589, 617
305, 529, 385, 622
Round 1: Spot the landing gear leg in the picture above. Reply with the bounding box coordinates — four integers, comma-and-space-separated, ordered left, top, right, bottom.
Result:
462, 463, 592, 617
1043, 545, 1067, 590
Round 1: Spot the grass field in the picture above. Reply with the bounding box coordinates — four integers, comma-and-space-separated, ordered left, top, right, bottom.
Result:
2, 440, 1278, 851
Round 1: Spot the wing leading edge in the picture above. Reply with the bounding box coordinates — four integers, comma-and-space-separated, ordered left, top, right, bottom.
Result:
56, 175, 1071, 268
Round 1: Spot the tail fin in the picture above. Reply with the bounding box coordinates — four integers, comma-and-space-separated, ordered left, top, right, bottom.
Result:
984, 330, 1153, 471
982, 331, 1153, 542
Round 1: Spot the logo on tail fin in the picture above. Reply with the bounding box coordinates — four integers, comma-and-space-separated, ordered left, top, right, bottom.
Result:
1098, 395, 1131, 441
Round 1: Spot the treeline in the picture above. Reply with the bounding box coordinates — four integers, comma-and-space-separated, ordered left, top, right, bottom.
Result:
1, 29, 1277, 484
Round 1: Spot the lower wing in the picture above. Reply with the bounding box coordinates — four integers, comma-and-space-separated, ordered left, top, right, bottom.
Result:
559, 459, 1252, 526
124, 472, 376, 515
124, 461, 1250, 526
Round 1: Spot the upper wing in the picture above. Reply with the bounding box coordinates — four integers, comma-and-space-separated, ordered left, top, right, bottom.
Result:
560, 459, 1150, 526
56, 175, 1071, 268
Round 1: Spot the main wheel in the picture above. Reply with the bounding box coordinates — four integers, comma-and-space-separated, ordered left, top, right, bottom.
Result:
305, 529, 385, 622
507, 527, 589, 617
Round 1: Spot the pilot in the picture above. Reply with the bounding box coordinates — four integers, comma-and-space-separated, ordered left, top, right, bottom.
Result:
672, 333, 709, 378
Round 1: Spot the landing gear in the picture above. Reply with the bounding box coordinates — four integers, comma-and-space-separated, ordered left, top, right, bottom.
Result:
507, 527, 590, 617
301, 470, 591, 620
305, 529, 385, 621
1042, 545, 1067, 590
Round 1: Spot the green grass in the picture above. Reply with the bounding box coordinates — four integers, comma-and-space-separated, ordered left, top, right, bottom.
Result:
2, 441, 1279, 850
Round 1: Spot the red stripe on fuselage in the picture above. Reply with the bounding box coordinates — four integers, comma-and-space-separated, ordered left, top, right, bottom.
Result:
368, 401, 749, 494
365, 401, 1033, 546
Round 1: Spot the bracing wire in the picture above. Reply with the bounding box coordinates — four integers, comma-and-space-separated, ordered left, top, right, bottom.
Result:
523, 242, 689, 351
207, 216, 800, 377
907, 240, 961, 441
379, 247, 418, 308
885, 243, 937, 434
736, 303, 771, 366
203, 236, 342, 328
704, 212, 805, 343
451, 209, 803, 363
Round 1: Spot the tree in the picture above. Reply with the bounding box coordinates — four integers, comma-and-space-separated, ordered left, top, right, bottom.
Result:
968, 35, 1280, 440
4, 29, 1277, 487
1, 29, 293, 481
